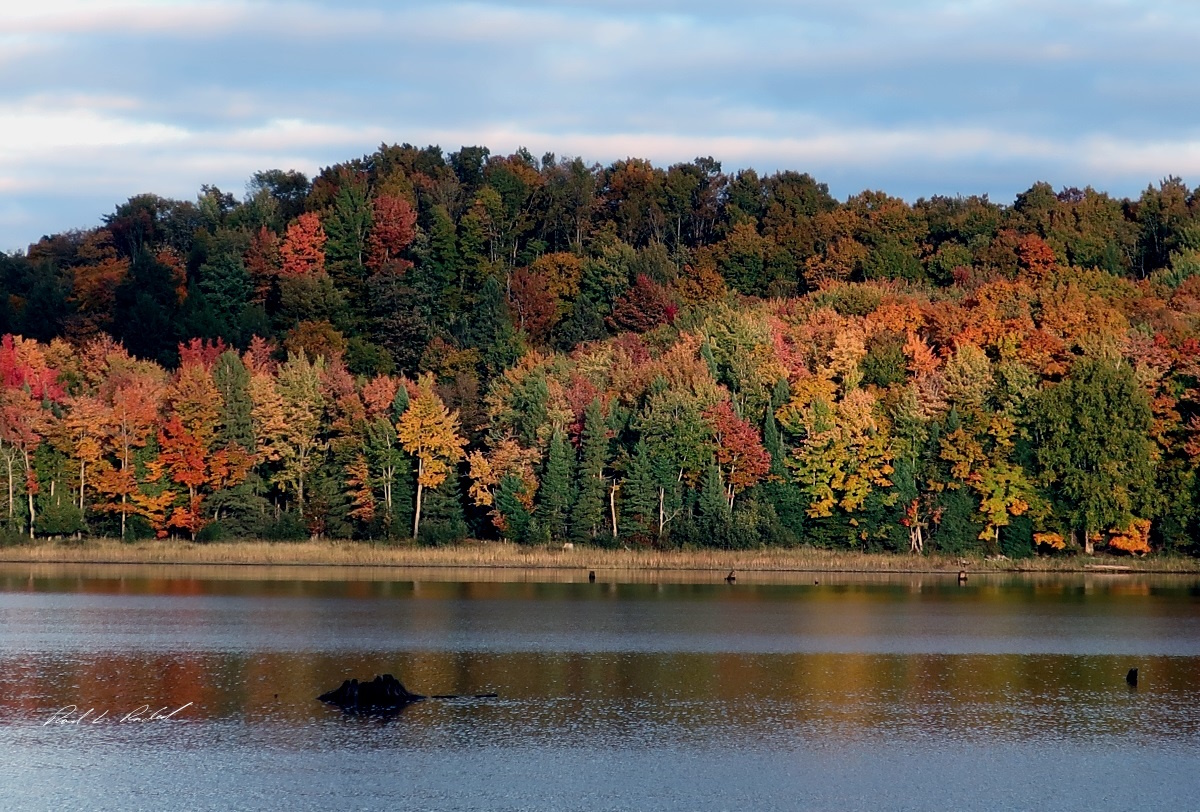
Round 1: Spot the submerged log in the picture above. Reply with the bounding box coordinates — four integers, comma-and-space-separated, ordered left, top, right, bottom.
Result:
318, 673, 498, 713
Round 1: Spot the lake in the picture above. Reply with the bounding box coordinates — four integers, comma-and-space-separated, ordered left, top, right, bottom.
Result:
1, 564, 1197, 811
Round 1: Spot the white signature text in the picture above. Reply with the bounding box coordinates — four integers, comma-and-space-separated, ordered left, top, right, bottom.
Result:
43, 703, 193, 726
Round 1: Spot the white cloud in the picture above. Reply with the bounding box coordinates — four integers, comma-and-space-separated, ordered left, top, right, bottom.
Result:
4, 0, 1200, 249
7, 0, 252, 36
0, 102, 190, 160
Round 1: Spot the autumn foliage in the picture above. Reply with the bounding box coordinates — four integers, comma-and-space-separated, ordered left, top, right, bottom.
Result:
5, 147, 1200, 555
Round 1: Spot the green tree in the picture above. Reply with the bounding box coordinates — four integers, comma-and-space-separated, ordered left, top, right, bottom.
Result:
570, 398, 609, 542
698, 464, 733, 545
620, 438, 660, 542
323, 171, 372, 297
1033, 356, 1153, 553
197, 249, 253, 344
495, 473, 533, 543
537, 429, 573, 541
761, 398, 805, 543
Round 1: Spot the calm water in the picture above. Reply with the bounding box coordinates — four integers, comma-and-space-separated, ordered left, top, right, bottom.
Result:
0, 566, 1198, 811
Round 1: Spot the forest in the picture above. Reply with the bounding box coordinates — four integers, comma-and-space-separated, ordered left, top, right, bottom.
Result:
3, 143, 1200, 556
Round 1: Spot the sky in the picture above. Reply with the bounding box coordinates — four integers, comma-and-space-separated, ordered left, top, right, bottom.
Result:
2, 0, 1200, 251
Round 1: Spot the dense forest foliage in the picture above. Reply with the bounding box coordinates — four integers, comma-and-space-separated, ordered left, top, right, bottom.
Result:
4, 143, 1200, 555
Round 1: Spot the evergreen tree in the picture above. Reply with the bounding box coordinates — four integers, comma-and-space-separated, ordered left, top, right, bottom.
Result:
537, 429, 573, 541
495, 473, 533, 543
760, 402, 805, 543
207, 350, 267, 536
465, 276, 523, 380
553, 294, 607, 349
420, 204, 461, 315
197, 251, 253, 343
621, 438, 660, 542
388, 385, 415, 537
698, 464, 733, 546
323, 173, 372, 297
113, 249, 181, 365
509, 369, 551, 448
418, 466, 469, 545
214, 351, 254, 451
571, 398, 608, 542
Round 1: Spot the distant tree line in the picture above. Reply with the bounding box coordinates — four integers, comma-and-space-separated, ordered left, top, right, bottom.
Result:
2, 143, 1200, 554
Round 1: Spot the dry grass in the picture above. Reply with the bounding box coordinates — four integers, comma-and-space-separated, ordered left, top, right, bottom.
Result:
1, 537, 1197, 574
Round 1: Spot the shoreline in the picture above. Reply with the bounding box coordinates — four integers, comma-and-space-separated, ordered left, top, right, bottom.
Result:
1, 539, 1197, 575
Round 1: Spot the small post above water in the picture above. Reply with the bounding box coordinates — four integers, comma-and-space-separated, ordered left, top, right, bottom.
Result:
1126, 668, 1139, 688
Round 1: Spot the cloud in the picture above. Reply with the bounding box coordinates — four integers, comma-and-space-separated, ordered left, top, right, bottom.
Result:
0, 100, 188, 163
7, 0, 252, 36
3, 0, 1200, 250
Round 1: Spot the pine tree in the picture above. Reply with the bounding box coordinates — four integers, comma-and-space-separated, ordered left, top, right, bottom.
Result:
324, 172, 372, 296
621, 438, 659, 541
466, 276, 523, 380
213, 351, 254, 451
698, 464, 732, 546
761, 401, 805, 542
495, 473, 533, 543
537, 429, 573, 541
570, 398, 608, 542
420, 204, 461, 316
387, 384, 415, 536
418, 465, 469, 545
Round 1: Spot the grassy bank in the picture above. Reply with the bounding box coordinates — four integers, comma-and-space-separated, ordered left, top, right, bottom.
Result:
1, 537, 1197, 574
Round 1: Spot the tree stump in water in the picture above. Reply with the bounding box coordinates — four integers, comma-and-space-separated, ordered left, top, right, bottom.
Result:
318, 674, 425, 712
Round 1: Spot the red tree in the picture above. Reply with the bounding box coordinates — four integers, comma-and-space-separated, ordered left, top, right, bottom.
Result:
367, 195, 417, 274
704, 399, 771, 509
279, 213, 327, 277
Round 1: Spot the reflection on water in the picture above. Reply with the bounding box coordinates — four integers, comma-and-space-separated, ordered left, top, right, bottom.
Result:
0, 567, 1198, 811
3, 650, 1197, 743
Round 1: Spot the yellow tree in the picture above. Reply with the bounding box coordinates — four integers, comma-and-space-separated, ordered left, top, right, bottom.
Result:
398, 374, 467, 541
778, 381, 894, 522
251, 352, 326, 515
55, 392, 111, 517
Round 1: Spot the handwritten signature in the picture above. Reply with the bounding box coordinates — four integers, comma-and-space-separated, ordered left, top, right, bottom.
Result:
43, 703, 193, 726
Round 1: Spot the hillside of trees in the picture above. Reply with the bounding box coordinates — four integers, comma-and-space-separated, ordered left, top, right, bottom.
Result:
3, 143, 1200, 555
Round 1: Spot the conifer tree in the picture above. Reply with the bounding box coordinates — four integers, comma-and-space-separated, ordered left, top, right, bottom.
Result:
571, 398, 608, 542
761, 400, 805, 541
418, 465, 469, 545
698, 464, 732, 545
537, 429, 573, 541
213, 350, 253, 451
324, 172, 372, 295
621, 438, 660, 540
495, 473, 533, 543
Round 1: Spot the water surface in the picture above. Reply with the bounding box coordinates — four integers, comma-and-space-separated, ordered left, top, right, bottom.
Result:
1, 567, 1196, 811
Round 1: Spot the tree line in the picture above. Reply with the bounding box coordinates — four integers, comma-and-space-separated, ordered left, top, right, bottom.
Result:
2, 143, 1200, 554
